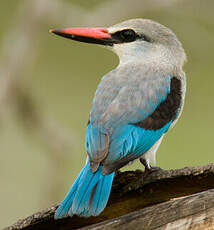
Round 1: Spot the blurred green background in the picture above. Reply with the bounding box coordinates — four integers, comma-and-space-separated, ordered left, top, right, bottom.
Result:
0, 0, 214, 228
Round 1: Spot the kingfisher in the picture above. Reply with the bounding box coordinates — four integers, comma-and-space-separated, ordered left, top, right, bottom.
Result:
50, 18, 186, 218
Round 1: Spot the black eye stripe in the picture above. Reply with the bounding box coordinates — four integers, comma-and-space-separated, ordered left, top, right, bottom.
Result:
120, 29, 136, 42
111, 29, 151, 43
111, 29, 136, 43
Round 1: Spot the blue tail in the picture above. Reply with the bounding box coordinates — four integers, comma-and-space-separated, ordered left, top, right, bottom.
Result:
55, 160, 115, 219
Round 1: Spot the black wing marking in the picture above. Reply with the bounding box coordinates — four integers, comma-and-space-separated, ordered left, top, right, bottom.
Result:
134, 77, 181, 130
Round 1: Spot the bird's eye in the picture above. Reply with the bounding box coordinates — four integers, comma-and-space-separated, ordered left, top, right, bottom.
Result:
119, 29, 137, 42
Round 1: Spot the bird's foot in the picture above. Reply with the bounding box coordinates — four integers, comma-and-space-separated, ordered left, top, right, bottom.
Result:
139, 158, 162, 178
144, 166, 161, 175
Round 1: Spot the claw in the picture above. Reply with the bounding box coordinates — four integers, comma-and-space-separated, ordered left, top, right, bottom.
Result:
140, 158, 162, 177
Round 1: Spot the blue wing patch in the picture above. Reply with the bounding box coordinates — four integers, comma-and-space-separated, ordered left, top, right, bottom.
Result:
102, 121, 172, 173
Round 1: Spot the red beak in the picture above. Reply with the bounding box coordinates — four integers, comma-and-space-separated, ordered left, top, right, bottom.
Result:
50, 27, 113, 46
50, 28, 110, 39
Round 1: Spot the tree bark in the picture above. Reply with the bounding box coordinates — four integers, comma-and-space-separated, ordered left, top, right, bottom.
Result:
4, 163, 214, 230
84, 189, 214, 230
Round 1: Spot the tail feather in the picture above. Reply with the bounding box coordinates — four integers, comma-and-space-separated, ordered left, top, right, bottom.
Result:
89, 173, 114, 216
54, 160, 114, 219
71, 167, 102, 216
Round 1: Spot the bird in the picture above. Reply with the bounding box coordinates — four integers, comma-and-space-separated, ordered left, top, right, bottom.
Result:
50, 18, 186, 219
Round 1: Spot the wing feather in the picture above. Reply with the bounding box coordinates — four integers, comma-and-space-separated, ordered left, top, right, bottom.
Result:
86, 64, 175, 172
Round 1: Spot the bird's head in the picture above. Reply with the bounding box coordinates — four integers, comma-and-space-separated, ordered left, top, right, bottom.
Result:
50, 19, 186, 69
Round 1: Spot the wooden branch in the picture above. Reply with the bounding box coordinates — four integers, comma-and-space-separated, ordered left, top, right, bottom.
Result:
4, 163, 214, 230
85, 189, 214, 230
